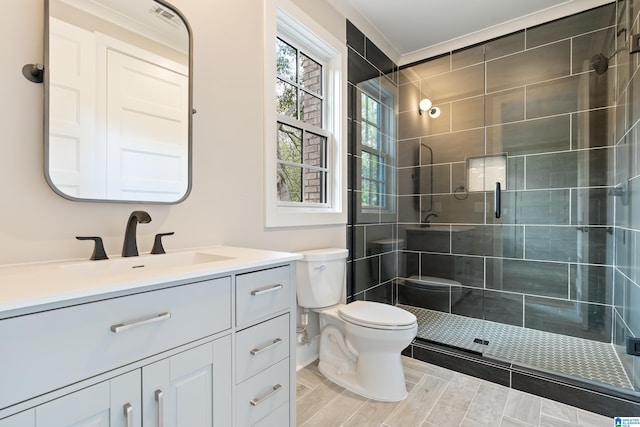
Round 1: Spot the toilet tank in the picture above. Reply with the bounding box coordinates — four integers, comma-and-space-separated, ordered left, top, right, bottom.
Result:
296, 248, 348, 308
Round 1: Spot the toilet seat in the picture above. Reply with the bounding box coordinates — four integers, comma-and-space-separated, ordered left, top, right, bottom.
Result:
338, 301, 417, 330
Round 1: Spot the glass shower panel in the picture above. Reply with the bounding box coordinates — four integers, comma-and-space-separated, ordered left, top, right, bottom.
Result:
480, 5, 622, 388
396, 45, 488, 354
397, 2, 631, 391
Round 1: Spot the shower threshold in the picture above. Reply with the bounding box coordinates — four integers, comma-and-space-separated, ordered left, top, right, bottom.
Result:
398, 304, 633, 391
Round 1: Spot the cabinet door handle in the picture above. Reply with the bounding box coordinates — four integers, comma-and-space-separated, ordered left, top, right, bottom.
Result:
155, 389, 164, 427
110, 312, 171, 333
250, 284, 283, 296
250, 384, 282, 406
123, 403, 133, 427
250, 338, 283, 355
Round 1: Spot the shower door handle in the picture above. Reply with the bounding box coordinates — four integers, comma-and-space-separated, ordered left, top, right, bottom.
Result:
494, 182, 501, 219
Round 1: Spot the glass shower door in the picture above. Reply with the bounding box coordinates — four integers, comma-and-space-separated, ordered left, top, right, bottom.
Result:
480, 37, 620, 386
397, 1, 630, 391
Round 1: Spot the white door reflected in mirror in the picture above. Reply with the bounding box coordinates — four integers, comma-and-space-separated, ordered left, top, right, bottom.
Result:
46, 0, 191, 203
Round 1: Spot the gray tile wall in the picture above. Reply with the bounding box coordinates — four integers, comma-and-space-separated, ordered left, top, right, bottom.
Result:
346, 21, 399, 304
395, 4, 621, 354
347, 2, 640, 391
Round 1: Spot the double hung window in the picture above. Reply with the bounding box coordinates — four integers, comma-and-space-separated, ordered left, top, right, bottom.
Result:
276, 37, 328, 205
264, 0, 346, 227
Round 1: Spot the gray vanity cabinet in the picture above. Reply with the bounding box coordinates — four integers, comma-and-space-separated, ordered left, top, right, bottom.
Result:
0, 411, 33, 427
141, 337, 231, 427
0, 257, 296, 426
36, 370, 140, 427
0, 369, 140, 427
0, 337, 231, 427
234, 266, 293, 425
0, 277, 232, 411
143, 346, 214, 427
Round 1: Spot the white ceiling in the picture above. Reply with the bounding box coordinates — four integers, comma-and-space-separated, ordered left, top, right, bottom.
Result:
58, 0, 188, 53
331, 0, 614, 65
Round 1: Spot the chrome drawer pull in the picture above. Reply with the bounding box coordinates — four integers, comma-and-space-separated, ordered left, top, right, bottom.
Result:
123, 403, 133, 427
155, 389, 164, 427
250, 338, 283, 355
250, 284, 283, 296
110, 312, 172, 333
250, 384, 282, 406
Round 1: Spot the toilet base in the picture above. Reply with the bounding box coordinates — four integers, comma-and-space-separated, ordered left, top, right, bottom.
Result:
318, 353, 409, 402
316, 306, 416, 402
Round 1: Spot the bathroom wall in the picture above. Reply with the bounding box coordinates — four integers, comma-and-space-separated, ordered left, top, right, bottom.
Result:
396, 3, 619, 344
345, 21, 399, 304
0, 0, 346, 266
614, 0, 640, 391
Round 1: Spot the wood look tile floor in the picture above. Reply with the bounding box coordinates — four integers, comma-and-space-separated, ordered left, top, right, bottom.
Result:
296, 357, 612, 427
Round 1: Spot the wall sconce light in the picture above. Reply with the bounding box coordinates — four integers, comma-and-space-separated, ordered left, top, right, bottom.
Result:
419, 98, 441, 118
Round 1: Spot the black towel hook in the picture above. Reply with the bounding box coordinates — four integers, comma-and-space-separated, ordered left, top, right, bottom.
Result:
22, 63, 44, 83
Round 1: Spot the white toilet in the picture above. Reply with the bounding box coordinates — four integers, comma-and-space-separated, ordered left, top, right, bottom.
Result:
296, 248, 418, 402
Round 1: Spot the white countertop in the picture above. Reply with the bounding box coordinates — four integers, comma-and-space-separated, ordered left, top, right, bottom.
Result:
0, 246, 302, 316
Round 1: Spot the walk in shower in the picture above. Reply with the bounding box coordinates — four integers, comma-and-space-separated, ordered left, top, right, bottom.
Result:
347, 0, 640, 401
395, 1, 638, 392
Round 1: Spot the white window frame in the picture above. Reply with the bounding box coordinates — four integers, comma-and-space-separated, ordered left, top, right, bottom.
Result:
264, 0, 347, 228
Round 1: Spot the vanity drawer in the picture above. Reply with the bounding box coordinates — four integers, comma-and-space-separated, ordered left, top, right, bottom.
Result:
253, 402, 289, 427
236, 313, 290, 383
0, 277, 231, 410
235, 358, 289, 427
236, 266, 290, 327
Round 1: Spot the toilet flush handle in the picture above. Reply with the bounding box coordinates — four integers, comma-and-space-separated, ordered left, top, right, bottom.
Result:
315, 265, 326, 271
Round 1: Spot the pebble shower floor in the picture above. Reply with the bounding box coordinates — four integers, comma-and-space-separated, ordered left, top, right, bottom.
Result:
398, 304, 633, 390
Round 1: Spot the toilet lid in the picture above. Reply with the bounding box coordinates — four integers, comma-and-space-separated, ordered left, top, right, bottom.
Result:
338, 301, 416, 329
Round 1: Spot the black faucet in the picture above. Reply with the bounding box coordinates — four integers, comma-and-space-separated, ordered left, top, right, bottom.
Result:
122, 211, 152, 257
423, 213, 439, 226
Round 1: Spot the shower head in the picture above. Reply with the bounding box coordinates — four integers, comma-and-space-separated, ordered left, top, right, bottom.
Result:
590, 53, 609, 75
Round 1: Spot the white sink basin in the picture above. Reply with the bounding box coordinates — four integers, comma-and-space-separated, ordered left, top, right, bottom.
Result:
62, 251, 233, 275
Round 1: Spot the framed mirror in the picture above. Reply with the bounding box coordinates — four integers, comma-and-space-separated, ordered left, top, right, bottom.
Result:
45, 0, 192, 203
